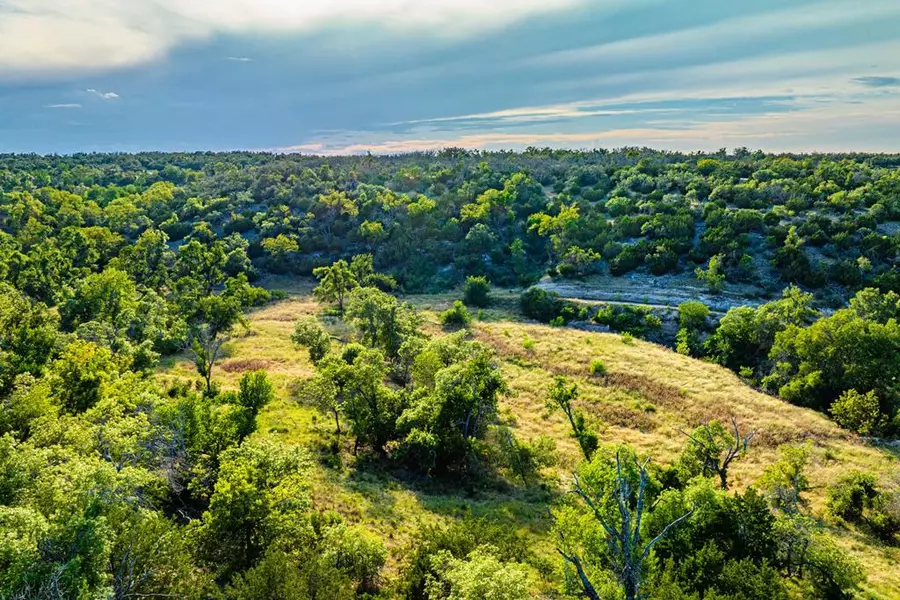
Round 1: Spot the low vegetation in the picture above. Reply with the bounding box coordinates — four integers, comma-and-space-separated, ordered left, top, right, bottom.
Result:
0, 149, 898, 599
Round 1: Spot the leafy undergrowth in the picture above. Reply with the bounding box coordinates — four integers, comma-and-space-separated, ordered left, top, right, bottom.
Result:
158, 287, 900, 598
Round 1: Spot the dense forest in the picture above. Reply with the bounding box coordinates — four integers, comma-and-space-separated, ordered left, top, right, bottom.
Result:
0, 149, 898, 599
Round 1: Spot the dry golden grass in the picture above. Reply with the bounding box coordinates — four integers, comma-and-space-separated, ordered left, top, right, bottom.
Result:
158, 292, 900, 598
471, 319, 900, 598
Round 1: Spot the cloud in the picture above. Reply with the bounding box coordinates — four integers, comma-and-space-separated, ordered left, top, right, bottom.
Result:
87, 88, 120, 99
0, 0, 596, 78
226, 57, 253, 62
44, 103, 81, 109
279, 94, 900, 155
853, 76, 900, 88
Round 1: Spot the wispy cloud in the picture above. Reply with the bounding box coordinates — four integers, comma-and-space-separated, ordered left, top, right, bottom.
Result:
44, 103, 81, 109
86, 88, 119, 99
853, 76, 900, 88
0, 0, 596, 78
281, 94, 900, 155
2, 1, 900, 153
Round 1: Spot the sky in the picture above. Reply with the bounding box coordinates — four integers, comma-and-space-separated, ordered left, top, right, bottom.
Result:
1, 0, 899, 154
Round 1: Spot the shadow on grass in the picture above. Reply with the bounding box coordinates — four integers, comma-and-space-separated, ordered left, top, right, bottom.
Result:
326, 454, 563, 537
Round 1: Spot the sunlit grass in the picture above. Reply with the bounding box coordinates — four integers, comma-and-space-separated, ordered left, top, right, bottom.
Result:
157, 288, 900, 596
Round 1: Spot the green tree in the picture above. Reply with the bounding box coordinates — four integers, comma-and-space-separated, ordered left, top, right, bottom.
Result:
440, 301, 472, 328
830, 390, 884, 435
546, 376, 598, 461
696, 254, 726, 293
292, 316, 332, 365
313, 259, 357, 315
262, 234, 299, 274
190, 295, 243, 396
760, 444, 810, 514
679, 418, 755, 490
50, 340, 118, 413
425, 546, 533, 600
235, 371, 275, 440
59, 267, 139, 331
555, 450, 692, 600
194, 440, 311, 579
0, 284, 58, 393
345, 286, 422, 362
462, 276, 491, 308
495, 427, 556, 485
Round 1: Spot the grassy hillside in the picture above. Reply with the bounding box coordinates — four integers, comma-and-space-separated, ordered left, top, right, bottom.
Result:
158, 281, 900, 598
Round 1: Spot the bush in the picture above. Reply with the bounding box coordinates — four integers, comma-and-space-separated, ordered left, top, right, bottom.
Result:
520, 288, 563, 323
678, 301, 710, 331
589, 360, 607, 376
831, 390, 883, 435
292, 316, 332, 365
593, 304, 662, 337
463, 276, 492, 308
441, 301, 473, 328
827, 471, 879, 522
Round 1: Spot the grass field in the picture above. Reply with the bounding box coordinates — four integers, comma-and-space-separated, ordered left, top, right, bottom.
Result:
158, 280, 900, 598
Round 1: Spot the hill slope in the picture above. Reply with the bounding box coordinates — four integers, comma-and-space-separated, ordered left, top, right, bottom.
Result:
159, 285, 900, 598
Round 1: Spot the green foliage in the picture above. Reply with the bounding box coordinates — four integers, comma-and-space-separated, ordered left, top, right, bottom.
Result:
0, 284, 59, 393
763, 289, 900, 418
291, 315, 332, 364
494, 426, 556, 485
399, 343, 509, 472
827, 472, 900, 542
1, 150, 899, 599
519, 287, 563, 323
313, 259, 356, 314
827, 471, 880, 523
440, 301, 473, 328
545, 376, 598, 461
830, 389, 884, 435
696, 254, 726, 293
398, 518, 531, 600
707, 286, 818, 372
760, 444, 810, 514
425, 546, 533, 600
345, 286, 423, 361
678, 301, 710, 331
193, 439, 312, 578
589, 359, 607, 377
235, 370, 275, 439
593, 304, 662, 337
50, 339, 118, 413
462, 276, 491, 308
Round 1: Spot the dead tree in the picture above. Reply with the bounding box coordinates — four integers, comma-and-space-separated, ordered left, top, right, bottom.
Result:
681, 416, 756, 490
558, 452, 692, 600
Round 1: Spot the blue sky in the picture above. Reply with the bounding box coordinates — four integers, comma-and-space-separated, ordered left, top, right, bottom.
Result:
1, 0, 899, 154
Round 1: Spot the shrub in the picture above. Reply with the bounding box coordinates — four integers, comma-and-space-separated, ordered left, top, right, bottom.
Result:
520, 288, 562, 323
696, 254, 726, 293
827, 471, 879, 522
593, 304, 662, 337
678, 301, 710, 331
292, 316, 332, 365
463, 276, 492, 308
831, 390, 883, 435
440, 301, 472, 328
589, 360, 607, 376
